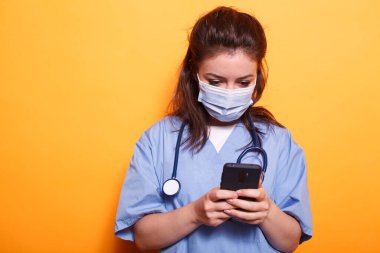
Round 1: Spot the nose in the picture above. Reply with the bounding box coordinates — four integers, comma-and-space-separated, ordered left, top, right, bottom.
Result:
224, 82, 239, 90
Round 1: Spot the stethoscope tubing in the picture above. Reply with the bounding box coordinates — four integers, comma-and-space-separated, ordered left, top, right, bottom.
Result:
163, 115, 267, 196
172, 123, 186, 179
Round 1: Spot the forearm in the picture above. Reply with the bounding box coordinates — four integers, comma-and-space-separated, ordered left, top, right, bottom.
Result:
134, 202, 200, 250
259, 200, 302, 253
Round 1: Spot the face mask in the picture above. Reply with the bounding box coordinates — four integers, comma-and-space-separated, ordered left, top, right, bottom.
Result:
197, 74, 256, 122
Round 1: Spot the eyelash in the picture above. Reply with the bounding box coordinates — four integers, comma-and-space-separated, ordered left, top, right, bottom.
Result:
208, 80, 221, 85
208, 79, 252, 86
240, 81, 251, 86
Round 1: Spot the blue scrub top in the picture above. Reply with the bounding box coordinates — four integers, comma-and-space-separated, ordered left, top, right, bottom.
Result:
115, 116, 312, 252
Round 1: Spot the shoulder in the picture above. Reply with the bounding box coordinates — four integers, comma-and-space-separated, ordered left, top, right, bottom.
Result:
132, 116, 183, 161
138, 116, 183, 144
256, 122, 290, 141
256, 122, 304, 153
144, 116, 182, 135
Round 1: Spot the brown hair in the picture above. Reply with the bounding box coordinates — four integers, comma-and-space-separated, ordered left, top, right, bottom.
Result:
168, 6, 284, 151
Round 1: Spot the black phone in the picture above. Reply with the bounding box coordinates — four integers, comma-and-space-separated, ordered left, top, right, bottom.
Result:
220, 163, 262, 191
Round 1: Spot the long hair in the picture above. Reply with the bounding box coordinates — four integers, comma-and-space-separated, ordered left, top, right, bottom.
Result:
168, 6, 284, 152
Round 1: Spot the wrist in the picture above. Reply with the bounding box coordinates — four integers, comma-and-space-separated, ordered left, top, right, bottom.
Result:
188, 200, 203, 226
266, 198, 275, 221
260, 198, 276, 228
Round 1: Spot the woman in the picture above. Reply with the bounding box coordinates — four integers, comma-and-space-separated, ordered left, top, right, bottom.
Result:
115, 6, 312, 253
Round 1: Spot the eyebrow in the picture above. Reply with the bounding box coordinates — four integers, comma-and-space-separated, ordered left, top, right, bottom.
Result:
205, 73, 254, 79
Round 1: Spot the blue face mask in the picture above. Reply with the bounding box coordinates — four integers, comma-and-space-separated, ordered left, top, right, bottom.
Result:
197, 74, 256, 122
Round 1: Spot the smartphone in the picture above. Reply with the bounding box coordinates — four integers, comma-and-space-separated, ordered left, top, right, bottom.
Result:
220, 163, 262, 191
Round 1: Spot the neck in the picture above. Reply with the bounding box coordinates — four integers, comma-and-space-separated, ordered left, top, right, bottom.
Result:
208, 117, 240, 126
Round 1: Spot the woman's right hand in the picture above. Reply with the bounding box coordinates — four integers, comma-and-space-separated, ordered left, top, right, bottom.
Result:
191, 187, 238, 227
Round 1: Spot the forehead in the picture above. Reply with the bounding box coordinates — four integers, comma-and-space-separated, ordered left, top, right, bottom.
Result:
198, 50, 258, 77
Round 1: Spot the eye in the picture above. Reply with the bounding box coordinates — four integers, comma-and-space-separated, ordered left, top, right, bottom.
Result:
208, 79, 221, 86
239, 80, 252, 87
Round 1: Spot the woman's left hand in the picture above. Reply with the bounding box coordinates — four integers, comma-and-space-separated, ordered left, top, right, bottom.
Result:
224, 186, 273, 225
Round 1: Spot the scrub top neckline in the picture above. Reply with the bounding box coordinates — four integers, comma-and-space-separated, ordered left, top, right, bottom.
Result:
208, 124, 236, 153
205, 122, 248, 158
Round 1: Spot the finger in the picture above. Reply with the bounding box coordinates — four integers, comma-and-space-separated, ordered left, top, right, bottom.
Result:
226, 198, 268, 212
208, 216, 231, 227
205, 209, 232, 219
237, 187, 267, 201
215, 211, 233, 220
255, 187, 266, 201
206, 209, 233, 221
213, 201, 236, 211
236, 189, 262, 200
210, 189, 238, 202
224, 209, 266, 223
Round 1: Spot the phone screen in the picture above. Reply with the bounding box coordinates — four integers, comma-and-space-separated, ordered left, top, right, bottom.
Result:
220, 163, 262, 191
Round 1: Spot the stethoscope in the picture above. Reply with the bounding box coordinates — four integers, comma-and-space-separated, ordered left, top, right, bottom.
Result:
162, 115, 268, 196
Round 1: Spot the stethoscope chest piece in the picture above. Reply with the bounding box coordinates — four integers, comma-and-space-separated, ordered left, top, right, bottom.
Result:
162, 115, 267, 197
163, 178, 181, 196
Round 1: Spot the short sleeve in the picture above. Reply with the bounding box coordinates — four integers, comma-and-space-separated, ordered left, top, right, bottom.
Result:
274, 129, 313, 243
114, 131, 166, 241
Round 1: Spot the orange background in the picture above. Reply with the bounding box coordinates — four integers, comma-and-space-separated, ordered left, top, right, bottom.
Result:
1, 0, 380, 252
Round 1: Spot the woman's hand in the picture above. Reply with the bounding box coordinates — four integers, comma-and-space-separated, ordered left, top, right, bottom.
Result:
224, 185, 272, 225
191, 187, 238, 227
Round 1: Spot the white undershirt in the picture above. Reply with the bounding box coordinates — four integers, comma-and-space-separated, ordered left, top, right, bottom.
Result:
208, 124, 236, 153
